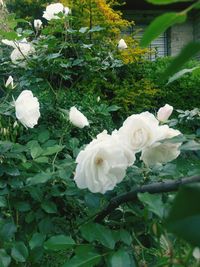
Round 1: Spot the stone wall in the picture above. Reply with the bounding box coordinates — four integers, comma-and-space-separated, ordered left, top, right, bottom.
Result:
170, 20, 194, 56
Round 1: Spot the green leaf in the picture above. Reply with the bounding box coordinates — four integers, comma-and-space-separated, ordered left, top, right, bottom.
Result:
138, 192, 164, 218
41, 201, 57, 214
11, 242, 29, 263
34, 157, 49, 163
62, 252, 102, 267
89, 26, 104, 32
0, 221, 17, 241
79, 27, 89, 33
108, 249, 133, 267
15, 202, 31, 212
166, 184, 200, 246
29, 233, 46, 250
0, 197, 6, 208
181, 140, 200, 151
140, 12, 186, 47
42, 145, 65, 156
167, 67, 199, 84
0, 249, 11, 267
5, 167, 20, 176
146, 0, 192, 4
80, 223, 115, 249
44, 235, 75, 251
38, 130, 50, 143
30, 145, 43, 159
119, 229, 132, 246
162, 42, 200, 79
26, 173, 52, 185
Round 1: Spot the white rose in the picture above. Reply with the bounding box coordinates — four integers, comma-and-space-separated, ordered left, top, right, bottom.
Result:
74, 130, 135, 194
2, 38, 35, 64
11, 42, 35, 64
157, 104, 173, 122
193, 247, 200, 260
34, 19, 42, 30
141, 128, 181, 167
15, 90, 40, 128
5, 76, 14, 89
64, 6, 71, 15
118, 112, 162, 152
43, 3, 70, 21
43, 3, 64, 20
118, 39, 127, 50
69, 106, 89, 128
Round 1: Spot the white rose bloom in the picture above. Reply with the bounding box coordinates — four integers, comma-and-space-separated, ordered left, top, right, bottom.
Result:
193, 247, 200, 260
2, 39, 17, 48
69, 106, 89, 128
64, 6, 71, 15
74, 131, 135, 194
15, 90, 40, 128
157, 104, 173, 122
2, 38, 35, 64
141, 128, 182, 167
118, 112, 162, 152
43, 3, 70, 21
34, 19, 42, 30
118, 39, 127, 50
5, 76, 14, 89
43, 3, 64, 20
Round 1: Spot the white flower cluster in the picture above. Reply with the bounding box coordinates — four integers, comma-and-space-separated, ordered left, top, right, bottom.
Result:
1, 3, 71, 64
74, 104, 182, 194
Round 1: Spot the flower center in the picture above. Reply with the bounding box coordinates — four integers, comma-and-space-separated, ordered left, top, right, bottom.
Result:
95, 157, 103, 165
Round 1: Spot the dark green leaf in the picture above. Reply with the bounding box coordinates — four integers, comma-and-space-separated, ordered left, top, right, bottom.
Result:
80, 223, 115, 249
62, 252, 102, 267
44, 235, 75, 251
0, 197, 6, 208
42, 145, 64, 156
26, 173, 52, 185
108, 249, 133, 267
181, 140, 200, 151
0, 221, 17, 241
138, 192, 164, 218
166, 184, 200, 246
146, 0, 192, 4
0, 249, 11, 267
41, 201, 57, 214
29, 233, 46, 250
38, 130, 50, 143
11, 242, 28, 263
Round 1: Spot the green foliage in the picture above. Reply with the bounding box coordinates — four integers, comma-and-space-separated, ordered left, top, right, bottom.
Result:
166, 184, 200, 246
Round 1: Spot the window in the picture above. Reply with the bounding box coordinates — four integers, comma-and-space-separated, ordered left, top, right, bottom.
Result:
125, 25, 169, 60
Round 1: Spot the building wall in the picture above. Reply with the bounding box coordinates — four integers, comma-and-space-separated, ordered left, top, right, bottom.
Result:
170, 20, 194, 56
124, 10, 199, 58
